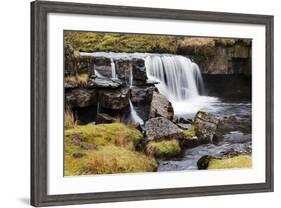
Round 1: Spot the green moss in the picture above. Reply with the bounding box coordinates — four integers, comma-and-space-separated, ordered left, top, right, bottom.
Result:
65, 123, 143, 150
146, 139, 181, 158
208, 155, 252, 169
64, 123, 158, 176
183, 125, 197, 138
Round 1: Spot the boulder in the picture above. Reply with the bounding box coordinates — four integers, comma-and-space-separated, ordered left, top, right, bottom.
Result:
197, 155, 213, 170
99, 88, 130, 110
145, 117, 183, 141
88, 77, 122, 89
194, 111, 220, 143
149, 92, 174, 120
96, 113, 114, 124
65, 88, 97, 108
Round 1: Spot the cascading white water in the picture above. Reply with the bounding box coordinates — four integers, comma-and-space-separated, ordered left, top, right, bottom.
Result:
145, 54, 217, 116
110, 58, 117, 79
129, 99, 144, 125
145, 55, 204, 101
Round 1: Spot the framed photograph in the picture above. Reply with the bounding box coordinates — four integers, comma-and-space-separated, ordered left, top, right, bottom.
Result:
31, 0, 274, 207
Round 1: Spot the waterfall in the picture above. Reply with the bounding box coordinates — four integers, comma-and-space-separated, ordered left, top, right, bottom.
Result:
80, 52, 218, 117
129, 99, 144, 125
110, 58, 117, 79
145, 54, 217, 116
145, 55, 204, 102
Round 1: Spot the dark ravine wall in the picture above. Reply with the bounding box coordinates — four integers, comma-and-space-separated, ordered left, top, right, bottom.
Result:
202, 74, 252, 101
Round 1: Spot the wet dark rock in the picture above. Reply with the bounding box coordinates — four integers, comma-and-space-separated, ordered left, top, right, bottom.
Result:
149, 92, 174, 120
132, 58, 147, 81
96, 113, 114, 124
116, 59, 131, 80
66, 88, 97, 108
197, 155, 213, 170
99, 88, 130, 110
194, 111, 220, 143
182, 136, 199, 148
130, 86, 155, 104
177, 123, 192, 130
93, 57, 112, 78
179, 117, 193, 124
145, 117, 183, 141
88, 77, 122, 89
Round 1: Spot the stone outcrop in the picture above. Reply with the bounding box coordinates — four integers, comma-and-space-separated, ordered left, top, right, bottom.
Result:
177, 38, 252, 75
96, 113, 114, 124
149, 92, 174, 120
99, 88, 130, 110
145, 117, 183, 141
88, 77, 122, 89
65, 88, 97, 108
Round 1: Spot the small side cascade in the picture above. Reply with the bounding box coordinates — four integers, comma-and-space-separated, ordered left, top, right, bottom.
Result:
110, 58, 117, 79
129, 99, 144, 126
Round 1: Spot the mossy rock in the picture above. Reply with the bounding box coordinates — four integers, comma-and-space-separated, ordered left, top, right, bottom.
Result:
146, 139, 181, 159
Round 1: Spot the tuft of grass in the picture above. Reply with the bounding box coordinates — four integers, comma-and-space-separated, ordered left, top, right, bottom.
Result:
65, 73, 89, 88
64, 106, 76, 129
65, 123, 143, 151
146, 139, 181, 158
208, 155, 252, 169
183, 125, 197, 138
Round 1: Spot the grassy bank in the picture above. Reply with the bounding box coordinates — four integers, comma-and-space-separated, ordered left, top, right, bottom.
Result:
64, 123, 157, 176
208, 155, 252, 169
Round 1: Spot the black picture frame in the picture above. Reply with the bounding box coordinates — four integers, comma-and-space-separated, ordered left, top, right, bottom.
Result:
31, 0, 274, 207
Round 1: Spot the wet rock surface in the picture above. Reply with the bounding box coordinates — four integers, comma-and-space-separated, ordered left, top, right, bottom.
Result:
96, 113, 114, 124
99, 88, 130, 110
65, 88, 97, 108
88, 77, 122, 89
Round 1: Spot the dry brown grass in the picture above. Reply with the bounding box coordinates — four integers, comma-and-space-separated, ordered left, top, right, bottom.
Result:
65, 73, 89, 88
64, 106, 76, 129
